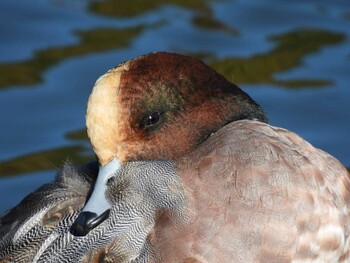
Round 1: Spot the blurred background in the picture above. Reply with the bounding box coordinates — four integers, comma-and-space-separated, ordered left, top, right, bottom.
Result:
0, 0, 349, 213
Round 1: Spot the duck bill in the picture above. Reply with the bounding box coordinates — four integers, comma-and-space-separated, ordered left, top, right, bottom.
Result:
70, 157, 120, 236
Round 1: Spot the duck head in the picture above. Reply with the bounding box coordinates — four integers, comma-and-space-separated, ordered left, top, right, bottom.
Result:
71, 52, 267, 236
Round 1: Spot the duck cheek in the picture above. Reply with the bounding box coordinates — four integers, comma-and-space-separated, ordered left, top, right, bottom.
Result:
70, 157, 121, 236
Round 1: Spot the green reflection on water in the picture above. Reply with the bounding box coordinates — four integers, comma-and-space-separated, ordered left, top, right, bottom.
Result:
89, 0, 207, 17
65, 128, 89, 141
0, 129, 91, 176
192, 13, 239, 35
0, 27, 143, 89
209, 29, 345, 87
89, 0, 237, 35
0, 145, 93, 176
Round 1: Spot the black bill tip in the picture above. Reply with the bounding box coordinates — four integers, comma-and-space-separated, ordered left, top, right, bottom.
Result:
70, 209, 110, 236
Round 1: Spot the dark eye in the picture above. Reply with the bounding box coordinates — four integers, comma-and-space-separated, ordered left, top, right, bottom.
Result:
145, 111, 161, 127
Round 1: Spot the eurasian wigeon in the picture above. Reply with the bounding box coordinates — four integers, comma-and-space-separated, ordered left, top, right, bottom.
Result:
1, 52, 349, 262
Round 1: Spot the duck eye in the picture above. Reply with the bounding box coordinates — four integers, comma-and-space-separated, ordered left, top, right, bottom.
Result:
145, 111, 161, 127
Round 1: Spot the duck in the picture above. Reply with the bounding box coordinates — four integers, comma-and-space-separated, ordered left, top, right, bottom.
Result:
1, 52, 350, 262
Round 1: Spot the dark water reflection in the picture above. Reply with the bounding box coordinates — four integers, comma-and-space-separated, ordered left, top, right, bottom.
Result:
0, 0, 349, 213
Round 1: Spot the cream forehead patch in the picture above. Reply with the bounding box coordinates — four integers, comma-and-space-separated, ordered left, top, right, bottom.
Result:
86, 62, 129, 165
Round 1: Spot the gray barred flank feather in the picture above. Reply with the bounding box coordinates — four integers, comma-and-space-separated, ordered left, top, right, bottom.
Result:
0, 160, 184, 262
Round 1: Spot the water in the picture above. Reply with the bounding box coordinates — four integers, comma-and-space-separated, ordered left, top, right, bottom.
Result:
0, 0, 349, 213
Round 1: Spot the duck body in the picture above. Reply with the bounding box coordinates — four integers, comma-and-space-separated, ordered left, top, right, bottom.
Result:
1, 52, 350, 262
151, 120, 350, 262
